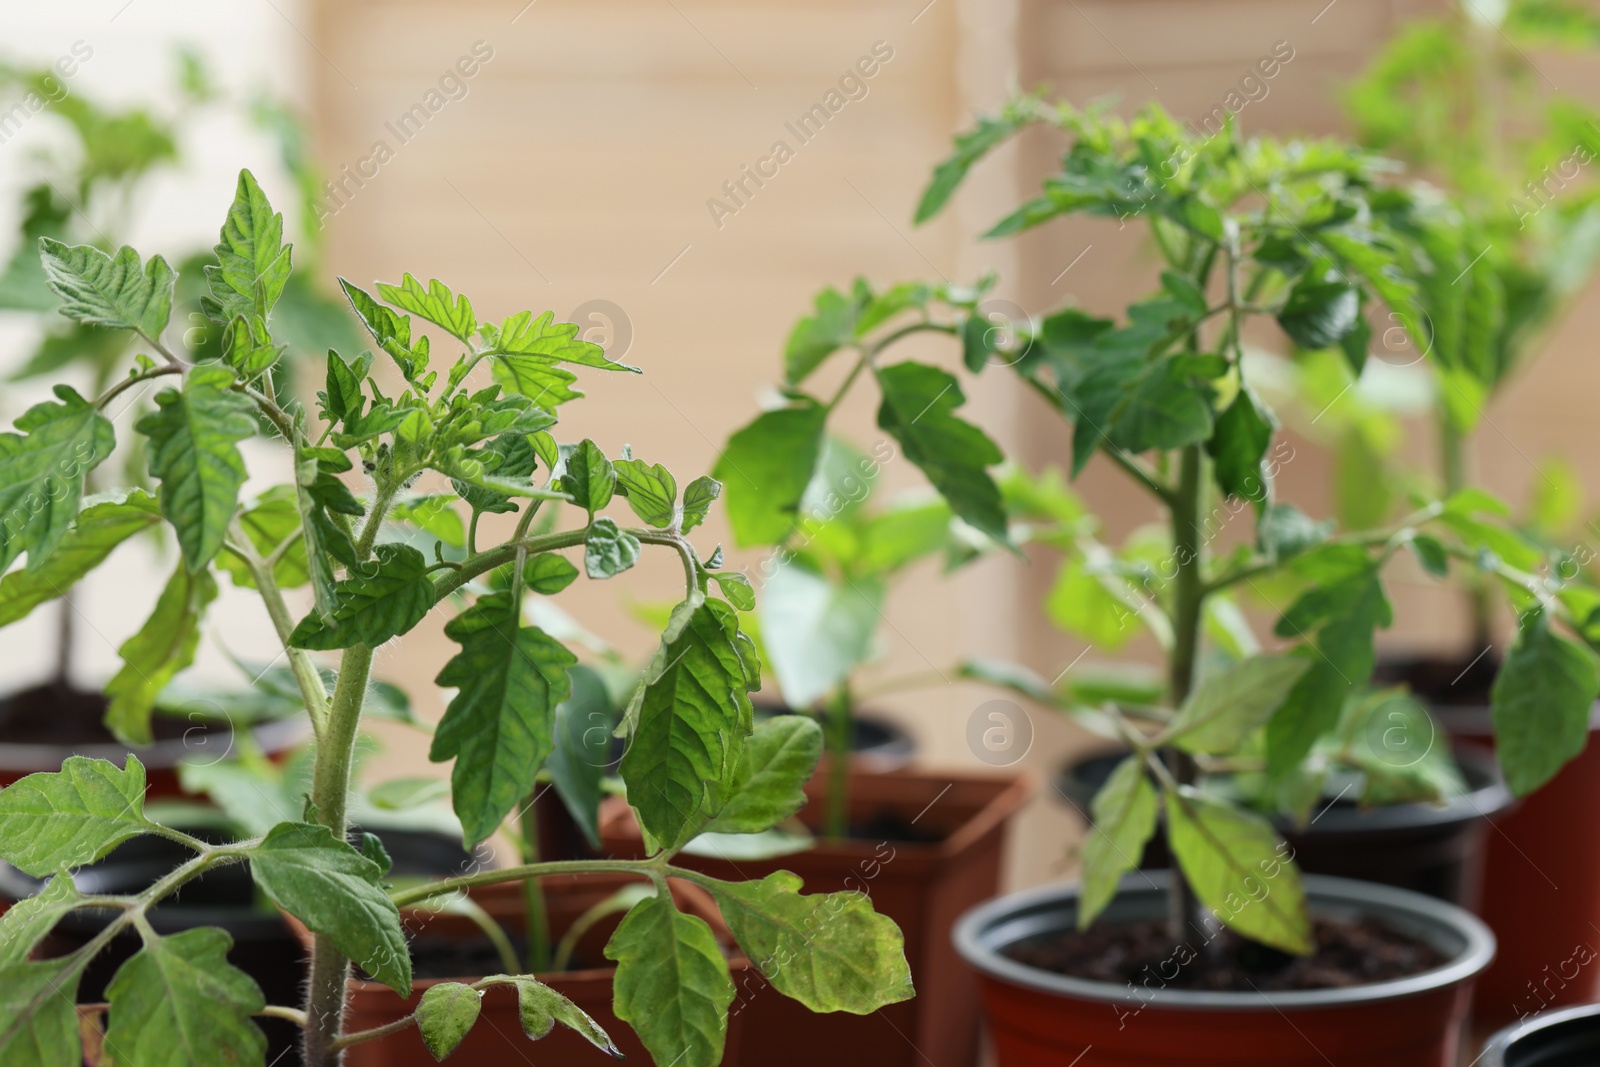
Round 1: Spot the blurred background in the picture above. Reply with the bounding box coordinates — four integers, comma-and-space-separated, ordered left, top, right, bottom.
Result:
3, 0, 1598, 894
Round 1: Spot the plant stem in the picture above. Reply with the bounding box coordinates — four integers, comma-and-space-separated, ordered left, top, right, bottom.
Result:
823, 685, 853, 841
518, 793, 552, 973
1163, 444, 1207, 944
391, 860, 661, 910
1442, 417, 1494, 650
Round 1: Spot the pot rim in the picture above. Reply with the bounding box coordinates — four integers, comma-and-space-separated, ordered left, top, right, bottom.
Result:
1480, 1001, 1600, 1064
953, 871, 1495, 1011
0, 714, 308, 773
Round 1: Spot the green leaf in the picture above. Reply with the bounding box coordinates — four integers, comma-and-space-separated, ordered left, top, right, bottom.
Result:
1167, 655, 1311, 755
584, 517, 641, 579
137, 363, 257, 570
523, 553, 579, 594
681, 476, 721, 534
289, 543, 435, 650
1107, 355, 1219, 454
248, 821, 411, 995
759, 560, 882, 709
0, 491, 160, 627
202, 170, 291, 325
703, 871, 915, 1013
1278, 275, 1360, 350
0, 875, 80, 967
0, 756, 151, 877
103, 928, 266, 1067
500, 975, 621, 1054
321, 350, 368, 427
294, 449, 359, 622
915, 106, 1033, 223
38, 238, 174, 340
620, 598, 756, 850
415, 983, 481, 1060
615, 458, 677, 528
605, 893, 733, 1067
875, 362, 1007, 541
429, 592, 577, 846
1166, 790, 1311, 955
784, 287, 857, 386
105, 565, 217, 745
710, 571, 754, 611
0, 958, 82, 1067
1209, 387, 1275, 507
489, 309, 636, 371
706, 716, 822, 833
340, 279, 430, 383
1046, 557, 1140, 650
1492, 610, 1600, 796
221, 315, 284, 379
377, 273, 476, 343
548, 665, 617, 849
563, 439, 615, 516
1078, 756, 1159, 928
716, 406, 827, 547
0, 386, 116, 573
1410, 533, 1449, 577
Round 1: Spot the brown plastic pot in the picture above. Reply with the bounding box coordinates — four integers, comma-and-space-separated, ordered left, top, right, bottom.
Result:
955, 872, 1494, 1066
1378, 654, 1600, 1024
601, 765, 1032, 1067
319, 873, 747, 1066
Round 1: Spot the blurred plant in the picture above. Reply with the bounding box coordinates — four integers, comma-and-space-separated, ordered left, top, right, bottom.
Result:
915, 93, 1600, 956
0, 169, 913, 1067
1342, 0, 1600, 643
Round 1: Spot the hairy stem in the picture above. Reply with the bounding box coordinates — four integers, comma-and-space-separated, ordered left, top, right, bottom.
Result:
1164, 444, 1207, 944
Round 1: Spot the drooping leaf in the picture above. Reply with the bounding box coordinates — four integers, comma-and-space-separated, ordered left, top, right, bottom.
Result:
875, 362, 1007, 541
703, 871, 915, 1013
1166, 655, 1311, 755
497, 974, 621, 1054
1166, 789, 1311, 955
137, 363, 257, 570
248, 821, 411, 995
0, 491, 159, 627
759, 560, 882, 710
38, 238, 174, 340
102, 928, 266, 1067
0, 875, 81, 967
0, 958, 82, 1067
105, 565, 217, 745
1209, 386, 1275, 508
716, 406, 827, 547
288, 542, 435, 650
915, 105, 1034, 223
0, 756, 152, 877
563, 439, 615, 516
1077, 756, 1160, 928
1492, 610, 1600, 796
706, 716, 823, 834
614, 458, 677, 528
415, 983, 481, 1060
339, 279, 430, 384
429, 592, 577, 846
0, 386, 116, 574
619, 598, 756, 850
605, 893, 734, 1067
202, 170, 292, 325
783, 287, 858, 386
584, 517, 641, 579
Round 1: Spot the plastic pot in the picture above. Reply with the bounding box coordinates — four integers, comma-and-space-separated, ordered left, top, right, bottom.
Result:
0, 682, 308, 801
602, 765, 1031, 1067
1055, 746, 1512, 906
954, 872, 1494, 1066
324, 873, 747, 1066
1480, 1002, 1600, 1064
1378, 654, 1600, 1022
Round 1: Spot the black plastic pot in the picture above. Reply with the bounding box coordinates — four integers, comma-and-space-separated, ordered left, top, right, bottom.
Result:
753, 703, 916, 768
1055, 746, 1513, 907
1481, 1003, 1600, 1065
1, 826, 480, 1067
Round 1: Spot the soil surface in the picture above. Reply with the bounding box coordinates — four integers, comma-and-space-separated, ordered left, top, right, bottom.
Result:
0, 683, 198, 744
848, 809, 944, 844
1006, 916, 1445, 992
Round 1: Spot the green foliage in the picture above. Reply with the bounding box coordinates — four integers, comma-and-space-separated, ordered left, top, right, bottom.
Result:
415, 984, 480, 1060
203, 170, 291, 325
605, 892, 734, 1067
0, 386, 116, 573
103, 928, 267, 1067
0, 959, 82, 1067
0, 756, 153, 876
105, 565, 217, 744
1493, 610, 1600, 796
288, 542, 434, 649
39, 238, 174, 341
705, 716, 823, 833
1075, 757, 1159, 929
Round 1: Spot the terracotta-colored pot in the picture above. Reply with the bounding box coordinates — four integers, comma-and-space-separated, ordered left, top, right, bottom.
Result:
1377, 655, 1600, 1023
318, 873, 747, 1066
1480, 1001, 1600, 1063
955, 872, 1494, 1066
601, 765, 1032, 1067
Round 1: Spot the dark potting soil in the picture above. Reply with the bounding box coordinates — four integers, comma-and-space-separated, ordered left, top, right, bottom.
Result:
848, 808, 944, 845
1006, 916, 1445, 992
0, 683, 196, 745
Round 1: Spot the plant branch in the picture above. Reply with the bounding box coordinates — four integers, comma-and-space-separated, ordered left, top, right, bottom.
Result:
93, 364, 182, 409
389, 860, 662, 909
